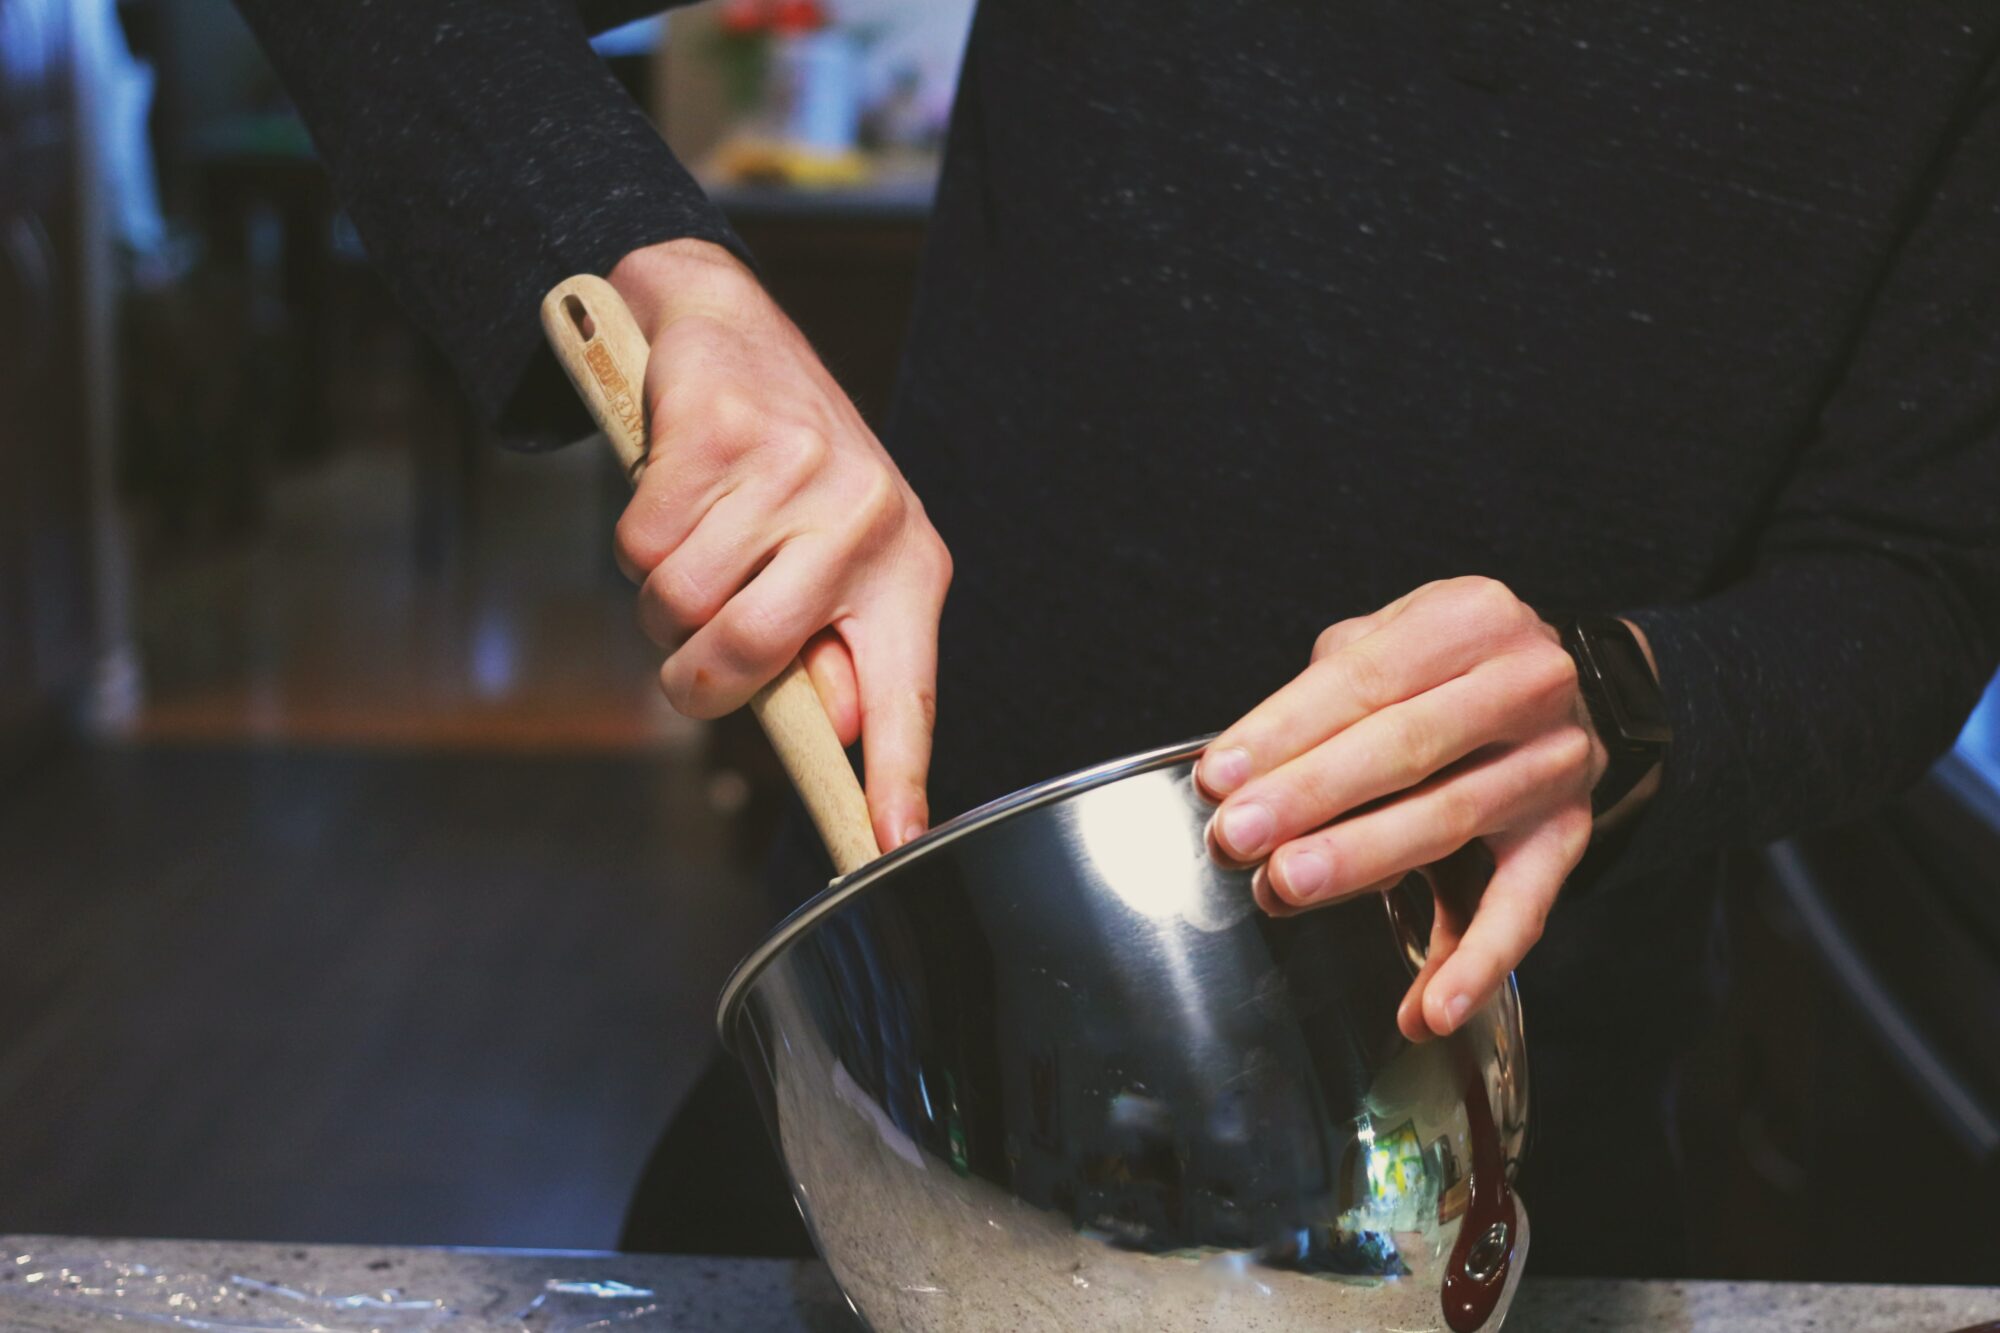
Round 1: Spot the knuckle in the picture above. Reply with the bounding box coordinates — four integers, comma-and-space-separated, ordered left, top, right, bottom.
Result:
1312, 624, 1345, 661
700, 386, 755, 439
849, 467, 904, 538
1438, 784, 1486, 842
614, 510, 662, 578
712, 622, 766, 678
1337, 643, 1394, 711
1467, 575, 1521, 623
925, 539, 955, 597
658, 658, 699, 717
654, 563, 713, 631
1557, 808, 1594, 858
770, 425, 832, 489
1501, 645, 1578, 720
716, 601, 790, 675
1391, 710, 1442, 779
1535, 641, 1581, 697
1434, 575, 1517, 636
1277, 766, 1334, 828
1551, 723, 1595, 776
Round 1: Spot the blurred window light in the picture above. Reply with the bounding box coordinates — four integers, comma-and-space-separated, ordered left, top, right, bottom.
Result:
592, 18, 663, 58
1955, 673, 2000, 796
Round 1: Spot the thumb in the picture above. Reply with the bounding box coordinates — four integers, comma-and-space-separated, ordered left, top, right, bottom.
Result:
847, 603, 941, 853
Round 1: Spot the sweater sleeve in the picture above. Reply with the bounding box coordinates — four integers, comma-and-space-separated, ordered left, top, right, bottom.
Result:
1611, 55, 2000, 881
230, 0, 747, 447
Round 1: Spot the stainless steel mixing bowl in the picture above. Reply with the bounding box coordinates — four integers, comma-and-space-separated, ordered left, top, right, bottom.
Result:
718, 737, 1530, 1332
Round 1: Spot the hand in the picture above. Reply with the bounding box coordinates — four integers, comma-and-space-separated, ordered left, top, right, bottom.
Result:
608, 239, 952, 852
1198, 577, 1645, 1041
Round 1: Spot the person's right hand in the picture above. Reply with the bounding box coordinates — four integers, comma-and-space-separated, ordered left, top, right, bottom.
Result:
608, 238, 952, 853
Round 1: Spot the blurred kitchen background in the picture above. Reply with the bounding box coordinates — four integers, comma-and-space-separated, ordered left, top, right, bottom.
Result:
3, 0, 1998, 1280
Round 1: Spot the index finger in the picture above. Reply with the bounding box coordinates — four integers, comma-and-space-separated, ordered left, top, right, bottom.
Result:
1199, 597, 1495, 798
846, 596, 942, 852
1416, 822, 1569, 1036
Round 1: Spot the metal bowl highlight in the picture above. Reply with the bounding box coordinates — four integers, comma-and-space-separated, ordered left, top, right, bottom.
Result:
719, 738, 1530, 1332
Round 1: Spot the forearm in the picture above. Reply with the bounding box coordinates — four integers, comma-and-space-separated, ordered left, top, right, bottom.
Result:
232, 0, 746, 443
1612, 545, 1998, 880
1596, 31, 2000, 876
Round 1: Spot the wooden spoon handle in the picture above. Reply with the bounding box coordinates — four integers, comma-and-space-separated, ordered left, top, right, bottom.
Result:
541, 273, 881, 876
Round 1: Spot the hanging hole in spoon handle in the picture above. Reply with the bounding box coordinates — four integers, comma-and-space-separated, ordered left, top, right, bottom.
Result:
539, 274, 882, 876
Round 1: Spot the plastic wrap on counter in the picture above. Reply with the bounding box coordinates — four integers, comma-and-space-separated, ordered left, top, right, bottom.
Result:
0, 1252, 675, 1331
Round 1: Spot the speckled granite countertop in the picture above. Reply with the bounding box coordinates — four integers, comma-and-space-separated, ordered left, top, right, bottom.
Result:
1, 1236, 1993, 1332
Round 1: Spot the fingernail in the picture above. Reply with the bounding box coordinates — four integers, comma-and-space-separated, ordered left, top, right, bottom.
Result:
1201, 747, 1252, 796
900, 823, 925, 849
1278, 848, 1330, 901
1445, 993, 1472, 1031
1217, 802, 1274, 859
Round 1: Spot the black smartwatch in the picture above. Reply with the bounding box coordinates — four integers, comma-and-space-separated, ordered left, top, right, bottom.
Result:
1553, 614, 1671, 815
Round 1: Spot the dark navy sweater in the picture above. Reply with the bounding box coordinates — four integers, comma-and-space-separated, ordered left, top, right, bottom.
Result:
236, 0, 2000, 1037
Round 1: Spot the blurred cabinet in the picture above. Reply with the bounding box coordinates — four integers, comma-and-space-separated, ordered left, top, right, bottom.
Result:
1675, 766, 2000, 1283
0, 0, 95, 757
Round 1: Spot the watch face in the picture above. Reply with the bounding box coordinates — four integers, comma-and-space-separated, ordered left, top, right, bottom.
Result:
1590, 623, 1672, 743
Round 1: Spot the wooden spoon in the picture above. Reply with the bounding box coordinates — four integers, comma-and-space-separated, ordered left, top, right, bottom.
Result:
541, 274, 881, 876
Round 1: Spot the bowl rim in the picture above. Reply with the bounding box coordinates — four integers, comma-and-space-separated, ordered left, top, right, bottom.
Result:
715, 733, 1217, 1048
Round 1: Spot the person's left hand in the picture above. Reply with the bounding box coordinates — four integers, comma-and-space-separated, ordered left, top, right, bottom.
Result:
1198, 576, 1616, 1043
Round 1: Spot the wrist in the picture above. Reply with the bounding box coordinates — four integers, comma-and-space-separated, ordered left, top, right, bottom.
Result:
1594, 618, 1662, 825
1549, 612, 1670, 820
1594, 758, 1661, 831
607, 237, 760, 337
1617, 615, 1659, 681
